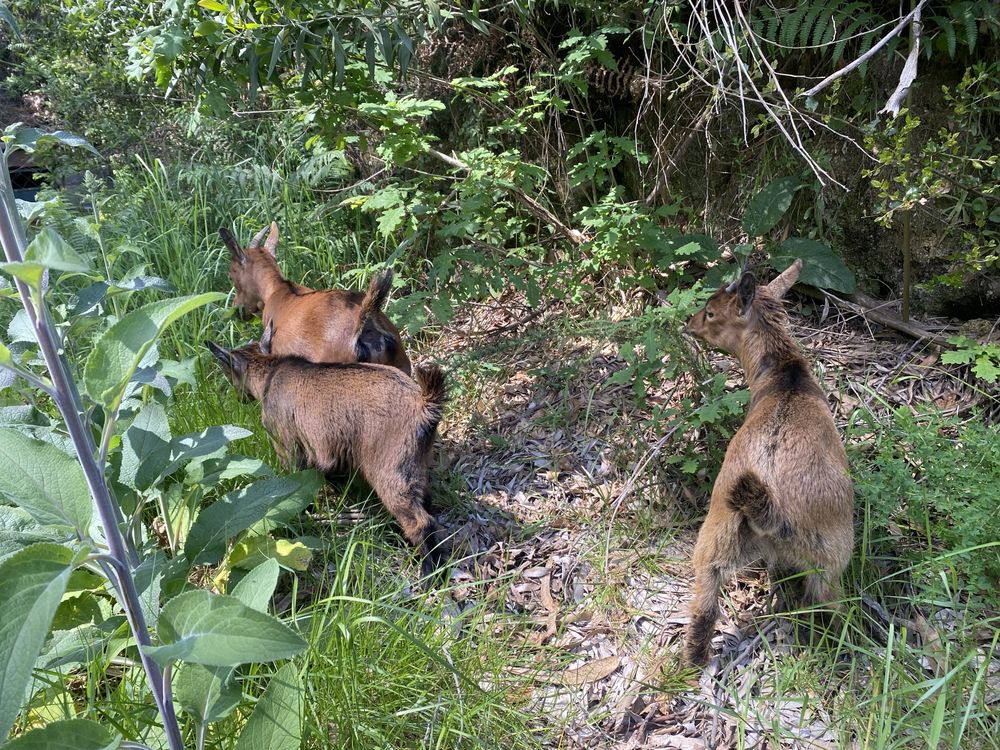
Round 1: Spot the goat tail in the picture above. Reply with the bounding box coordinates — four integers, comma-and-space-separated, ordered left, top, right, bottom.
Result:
727, 471, 791, 538
359, 269, 393, 326
415, 364, 448, 425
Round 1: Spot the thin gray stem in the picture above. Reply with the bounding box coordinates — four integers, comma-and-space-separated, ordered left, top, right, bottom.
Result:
0, 154, 183, 750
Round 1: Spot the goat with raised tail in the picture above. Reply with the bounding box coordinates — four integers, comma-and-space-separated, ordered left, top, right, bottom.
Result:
683, 259, 853, 665
219, 222, 411, 374
205, 325, 447, 577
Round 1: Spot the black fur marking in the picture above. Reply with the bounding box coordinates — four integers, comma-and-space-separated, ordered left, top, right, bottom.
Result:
686, 614, 716, 664
419, 521, 449, 580
728, 471, 791, 538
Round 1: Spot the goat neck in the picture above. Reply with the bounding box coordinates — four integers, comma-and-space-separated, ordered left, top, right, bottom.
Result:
736, 292, 805, 392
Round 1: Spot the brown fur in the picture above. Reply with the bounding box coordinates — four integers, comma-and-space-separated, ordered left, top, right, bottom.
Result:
219, 223, 411, 375
205, 339, 447, 577
683, 261, 853, 665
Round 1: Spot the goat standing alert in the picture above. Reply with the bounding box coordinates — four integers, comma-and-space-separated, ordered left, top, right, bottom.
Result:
683, 259, 854, 666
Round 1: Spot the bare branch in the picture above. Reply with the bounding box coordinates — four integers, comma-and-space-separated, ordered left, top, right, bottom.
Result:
802, 0, 930, 99
880, 5, 923, 116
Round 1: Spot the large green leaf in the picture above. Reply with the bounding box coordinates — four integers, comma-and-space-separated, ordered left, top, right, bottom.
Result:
83, 293, 224, 409
143, 590, 306, 667
0, 428, 92, 535
232, 662, 303, 750
0, 227, 91, 289
174, 663, 242, 726
230, 558, 280, 613
742, 177, 801, 238
4, 719, 120, 749
119, 402, 171, 491
0, 544, 77, 740
140, 425, 252, 492
0, 506, 65, 564
184, 472, 322, 565
121, 403, 252, 491
770, 238, 856, 293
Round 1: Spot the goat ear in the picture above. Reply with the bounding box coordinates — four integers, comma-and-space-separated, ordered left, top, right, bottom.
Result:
263, 221, 279, 257
219, 228, 246, 264
205, 340, 233, 369
259, 318, 274, 354
737, 272, 757, 316
766, 258, 802, 298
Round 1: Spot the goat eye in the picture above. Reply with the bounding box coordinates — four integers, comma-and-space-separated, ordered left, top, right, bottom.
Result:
705, 311, 715, 320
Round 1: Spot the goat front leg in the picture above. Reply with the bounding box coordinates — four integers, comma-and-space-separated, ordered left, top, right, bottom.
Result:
686, 506, 744, 665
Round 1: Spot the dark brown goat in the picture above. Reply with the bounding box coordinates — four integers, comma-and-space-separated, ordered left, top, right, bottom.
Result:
206, 333, 447, 576
683, 260, 853, 665
219, 222, 411, 374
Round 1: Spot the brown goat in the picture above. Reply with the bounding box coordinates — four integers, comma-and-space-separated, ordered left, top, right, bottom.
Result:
683, 260, 853, 665
219, 222, 411, 375
205, 332, 447, 576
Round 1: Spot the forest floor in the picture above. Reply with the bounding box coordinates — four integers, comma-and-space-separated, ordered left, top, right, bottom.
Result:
384, 292, 999, 749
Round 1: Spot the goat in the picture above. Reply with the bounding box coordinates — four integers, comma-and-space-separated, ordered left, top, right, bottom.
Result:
683, 259, 853, 665
219, 222, 411, 375
205, 328, 447, 577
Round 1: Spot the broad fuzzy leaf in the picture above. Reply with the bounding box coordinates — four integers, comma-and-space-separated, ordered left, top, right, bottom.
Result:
84, 293, 224, 409
230, 557, 280, 613
0, 227, 90, 288
232, 662, 303, 750
0, 427, 92, 535
0, 544, 77, 740
742, 177, 801, 237
174, 663, 242, 726
184, 472, 322, 565
4, 719, 120, 749
144, 590, 305, 667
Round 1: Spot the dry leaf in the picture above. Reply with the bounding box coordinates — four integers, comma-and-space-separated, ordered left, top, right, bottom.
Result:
561, 654, 621, 686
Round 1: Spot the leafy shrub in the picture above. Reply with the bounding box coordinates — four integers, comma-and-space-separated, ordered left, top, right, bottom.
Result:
853, 408, 1000, 594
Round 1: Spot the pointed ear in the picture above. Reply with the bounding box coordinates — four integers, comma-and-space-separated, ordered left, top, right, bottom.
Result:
259, 318, 275, 354
737, 272, 757, 316
263, 221, 279, 257
205, 340, 233, 368
205, 341, 247, 376
219, 228, 245, 264
766, 258, 802, 298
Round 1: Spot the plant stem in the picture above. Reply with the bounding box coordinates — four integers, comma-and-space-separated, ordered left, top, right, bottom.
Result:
0, 158, 184, 750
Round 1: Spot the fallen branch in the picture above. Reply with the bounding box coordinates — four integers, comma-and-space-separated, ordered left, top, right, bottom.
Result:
800, 287, 953, 347
427, 148, 589, 246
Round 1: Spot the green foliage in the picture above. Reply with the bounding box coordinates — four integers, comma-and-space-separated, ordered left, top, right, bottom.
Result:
854, 409, 1000, 593
0, 544, 79, 741
941, 336, 1000, 383
740, 179, 855, 293
144, 590, 306, 667
3, 719, 120, 750
231, 662, 302, 750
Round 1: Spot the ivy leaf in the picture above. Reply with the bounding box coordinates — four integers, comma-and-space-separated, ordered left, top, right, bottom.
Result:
972, 356, 1000, 383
